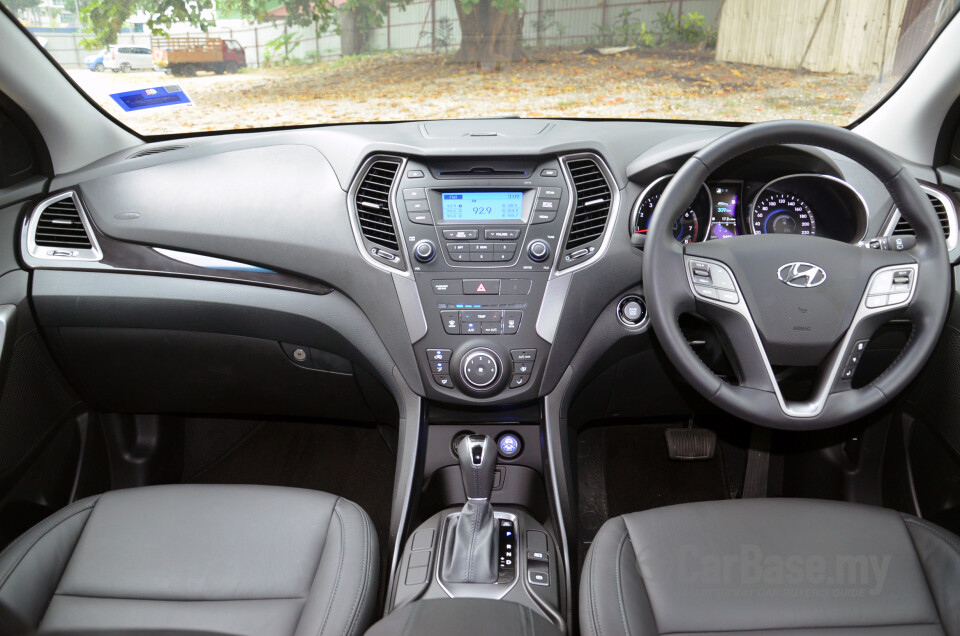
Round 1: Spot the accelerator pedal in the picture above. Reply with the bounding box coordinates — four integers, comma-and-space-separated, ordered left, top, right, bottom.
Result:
664, 427, 717, 461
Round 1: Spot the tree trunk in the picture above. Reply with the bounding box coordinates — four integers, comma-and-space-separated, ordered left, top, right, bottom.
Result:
453, 0, 524, 63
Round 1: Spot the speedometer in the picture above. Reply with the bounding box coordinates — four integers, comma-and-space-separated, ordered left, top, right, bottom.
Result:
752, 192, 817, 236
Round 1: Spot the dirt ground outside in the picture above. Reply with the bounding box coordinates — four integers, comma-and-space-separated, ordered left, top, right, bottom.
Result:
68, 48, 896, 136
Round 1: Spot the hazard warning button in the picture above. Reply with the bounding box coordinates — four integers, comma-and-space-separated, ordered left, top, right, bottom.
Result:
463, 279, 500, 295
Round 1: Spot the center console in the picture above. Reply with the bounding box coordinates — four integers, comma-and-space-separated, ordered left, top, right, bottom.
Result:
393, 156, 574, 404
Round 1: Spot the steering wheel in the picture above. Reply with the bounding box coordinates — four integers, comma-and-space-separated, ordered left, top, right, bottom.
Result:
644, 120, 950, 430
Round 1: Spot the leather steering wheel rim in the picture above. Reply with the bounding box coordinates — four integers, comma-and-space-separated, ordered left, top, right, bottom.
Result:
643, 120, 950, 430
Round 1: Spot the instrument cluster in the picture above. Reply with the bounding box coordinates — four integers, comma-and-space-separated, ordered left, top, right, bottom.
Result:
632, 173, 867, 244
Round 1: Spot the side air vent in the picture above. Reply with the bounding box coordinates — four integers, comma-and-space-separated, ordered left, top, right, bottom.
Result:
563, 156, 614, 253
886, 186, 958, 251
352, 156, 406, 271
127, 145, 185, 159
25, 192, 102, 261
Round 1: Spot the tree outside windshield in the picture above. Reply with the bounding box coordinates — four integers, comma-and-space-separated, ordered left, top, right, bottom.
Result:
5, 0, 960, 135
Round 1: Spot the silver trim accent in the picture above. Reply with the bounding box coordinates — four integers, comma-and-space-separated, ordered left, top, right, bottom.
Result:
630, 174, 713, 242
24, 191, 103, 262
536, 273, 571, 343
459, 348, 502, 390
435, 511, 520, 600
346, 155, 412, 278
749, 174, 870, 243
543, 367, 573, 630
685, 257, 918, 418
153, 248, 273, 272
881, 184, 959, 251
616, 295, 649, 329
552, 153, 621, 278
393, 273, 428, 343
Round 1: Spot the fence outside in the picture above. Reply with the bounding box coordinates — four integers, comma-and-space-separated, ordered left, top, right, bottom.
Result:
41, 0, 724, 69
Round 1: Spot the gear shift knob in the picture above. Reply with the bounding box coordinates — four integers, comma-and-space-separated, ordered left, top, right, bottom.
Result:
457, 434, 497, 500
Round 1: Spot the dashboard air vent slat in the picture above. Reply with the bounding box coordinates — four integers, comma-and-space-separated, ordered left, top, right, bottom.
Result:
891, 192, 950, 239
34, 197, 92, 249
356, 159, 402, 251
565, 157, 613, 250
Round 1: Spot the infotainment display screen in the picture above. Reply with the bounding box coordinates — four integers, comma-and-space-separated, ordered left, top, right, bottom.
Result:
441, 192, 523, 222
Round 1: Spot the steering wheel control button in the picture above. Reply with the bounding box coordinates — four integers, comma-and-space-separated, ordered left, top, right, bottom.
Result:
441, 311, 460, 334
617, 296, 647, 327
866, 294, 888, 308
461, 349, 500, 389
464, 279, 500, 295
432, 280, 462, 295
717, 289, 739, 304
695, 285, 718, 299
528, 240, 550, 262
510, 349, 536, 362
434, 374, 453, 388
509, 374, 530, 388
841, 366, 856, 381
427, 349, 452, 362
710, 267, 735, 291
497, 433, 522, 458
503, 310, 522, 334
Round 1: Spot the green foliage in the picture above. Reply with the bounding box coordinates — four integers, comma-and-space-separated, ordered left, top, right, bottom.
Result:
264, 31, 300, 65
80, 0, 214, 48
532, 9, 562, 41
421, 16, 455, 51
592, 9, 713, 49
678, 11, 714, 45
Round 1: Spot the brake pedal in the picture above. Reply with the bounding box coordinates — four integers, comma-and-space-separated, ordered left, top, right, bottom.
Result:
664, 427, 716, 461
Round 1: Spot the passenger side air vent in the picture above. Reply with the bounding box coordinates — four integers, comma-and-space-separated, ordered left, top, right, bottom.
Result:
25, 192, 102, 261
887, 186, 957, 251
562, 156, 614, 261
352, 156, 405, 270
127, 145, 185, 159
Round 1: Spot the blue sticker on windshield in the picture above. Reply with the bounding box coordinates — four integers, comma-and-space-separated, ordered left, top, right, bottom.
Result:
109, 85, 193, 112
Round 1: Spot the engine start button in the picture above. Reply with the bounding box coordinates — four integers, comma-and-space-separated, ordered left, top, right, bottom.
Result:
498, 433, 522, 458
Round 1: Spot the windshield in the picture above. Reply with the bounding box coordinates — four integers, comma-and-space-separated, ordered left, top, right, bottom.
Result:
6, 0, 959, 135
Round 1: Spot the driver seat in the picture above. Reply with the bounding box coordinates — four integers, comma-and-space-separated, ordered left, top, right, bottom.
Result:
580, 499, 960, 635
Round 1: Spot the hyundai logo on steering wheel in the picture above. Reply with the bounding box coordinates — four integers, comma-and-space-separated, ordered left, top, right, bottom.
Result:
778, 262, 827, 288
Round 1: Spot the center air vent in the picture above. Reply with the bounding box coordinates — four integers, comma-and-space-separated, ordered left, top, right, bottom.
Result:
25, 191, 102, 261
353, 156, 405, 270
563, 156, 614, 258
887, 186, 958, 251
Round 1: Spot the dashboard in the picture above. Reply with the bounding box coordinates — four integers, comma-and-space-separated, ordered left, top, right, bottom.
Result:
11, 119, 959, 415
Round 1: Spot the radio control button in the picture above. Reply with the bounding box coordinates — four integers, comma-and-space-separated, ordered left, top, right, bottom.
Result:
405, 199, 429, 212
443, 229, 478, 240
470, 243, 494, 252
494, 252, 513, 261
528, 240, 550, 262
540, 169, 558, 177
537, 186, 562, 198
449, 252, 470, 262
496, 242, 517, 252
485, 229, 521, 240
403, 188, 426, 200
470, 252, 493, 262
446, 243, 469, 252
414, 240, 436, 263
408, 212, 433, 224
532, 211, 557, 224
535, 199, 560, 211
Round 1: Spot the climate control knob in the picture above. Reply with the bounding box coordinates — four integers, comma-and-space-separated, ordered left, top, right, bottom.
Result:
460, 348, 501, 390
528, 240, 550, 262
413, 240, 436, 263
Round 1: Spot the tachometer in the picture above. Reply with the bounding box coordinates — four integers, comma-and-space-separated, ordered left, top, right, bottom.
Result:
635, 193, 700, 244
751, 192, 817, 236
633, 179, 711, 244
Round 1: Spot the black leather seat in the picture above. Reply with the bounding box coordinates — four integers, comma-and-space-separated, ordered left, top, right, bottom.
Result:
0, 484, 379, 635
580, 499, 960, 635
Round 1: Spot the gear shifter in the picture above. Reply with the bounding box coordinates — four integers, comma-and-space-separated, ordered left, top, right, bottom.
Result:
441, 435, 498, 583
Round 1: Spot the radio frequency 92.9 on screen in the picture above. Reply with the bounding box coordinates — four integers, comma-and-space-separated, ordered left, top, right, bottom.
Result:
441, 192, 523, 222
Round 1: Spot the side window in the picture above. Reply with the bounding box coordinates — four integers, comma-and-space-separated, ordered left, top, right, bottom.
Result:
119, 47, 130, 54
